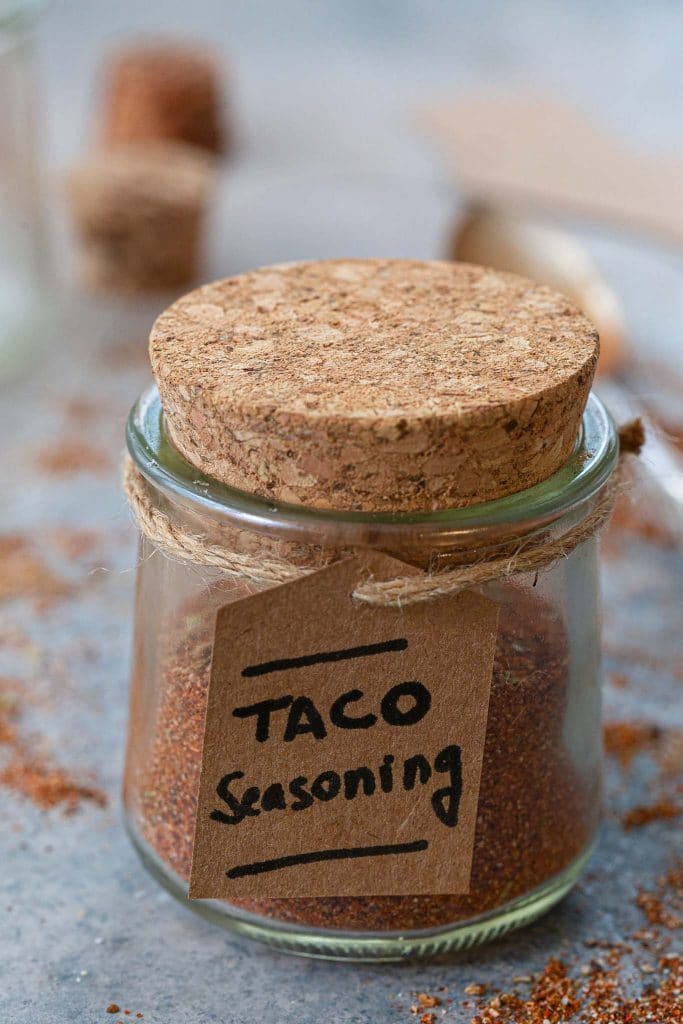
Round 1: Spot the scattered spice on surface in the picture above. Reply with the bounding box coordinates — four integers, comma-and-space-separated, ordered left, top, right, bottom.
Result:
604, 720, 682, 832
1, 757, 107, 812
0, 680, 21, 745
36, 438, 109, 476
606, 647, 679, 688
411, 993, 441, 1012
623, 798, 681, 829
635, 892, 674, 928
0, 623, 32, 651
636, 862, 683, 930
464, 983, 487, 997
48, 527, 103, 562
661, 730, 683, 776
581, 953, 682, 1023
106, 1005, 120, 1015
64, 396, 105, 423
419, 1014, 436, 1024
0, 677, 107, 814
603, 720, 663, 769
468, 951, 683, 1023
0, 534, 71, 605
603, 641, 683, 682
523, 957, 581, 1022
604, 474, 680, 551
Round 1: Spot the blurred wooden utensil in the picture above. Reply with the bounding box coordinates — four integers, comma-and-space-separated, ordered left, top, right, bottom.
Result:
425, 92, 683, 250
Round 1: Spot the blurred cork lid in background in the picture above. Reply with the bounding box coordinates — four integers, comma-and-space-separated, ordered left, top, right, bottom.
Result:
67, 143, 215, 292
149, 258, 599, 512
101, 41, 228, 155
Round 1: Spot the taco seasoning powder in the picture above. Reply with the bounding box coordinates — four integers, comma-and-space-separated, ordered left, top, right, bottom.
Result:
123, 259, 616, 960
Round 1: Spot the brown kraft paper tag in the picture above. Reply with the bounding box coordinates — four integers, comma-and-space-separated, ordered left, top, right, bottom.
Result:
189, 553, 499, 899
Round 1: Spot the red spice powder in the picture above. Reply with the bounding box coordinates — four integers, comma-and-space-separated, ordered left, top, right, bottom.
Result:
0, 534, 71, 605
0, 678, 107, 814
126, 590, 598, 933
36, 439, 109, 476
583, 954, 682, 1023
48, 527, 103, 562
471, 954, 683, 1023
0, 757, 107, 812
603, 720, 663, 769
603, 641, 683, 683
661, 731, 683, 776
411, 993, 441, 1012
520, 957, 582, 1022
0, 680, 21, 745
437, 862, 683, 1021
604, 471, 679, 552
623, 798, 681, 830
0, 716, 17, 745
604, 720, 682, 831
636, 862, 683, 930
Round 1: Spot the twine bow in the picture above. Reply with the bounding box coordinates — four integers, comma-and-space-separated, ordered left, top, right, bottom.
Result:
123, 421, 642, 608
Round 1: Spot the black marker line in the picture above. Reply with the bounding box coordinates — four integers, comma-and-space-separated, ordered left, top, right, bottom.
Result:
241, 637, 408, 678
226, 839, 428, 879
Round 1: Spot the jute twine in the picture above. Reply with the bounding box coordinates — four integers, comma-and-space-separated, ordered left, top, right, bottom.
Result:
123, 422, 642, 608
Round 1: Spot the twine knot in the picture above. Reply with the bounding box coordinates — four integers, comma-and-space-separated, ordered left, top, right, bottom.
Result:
123, 421, 640, 608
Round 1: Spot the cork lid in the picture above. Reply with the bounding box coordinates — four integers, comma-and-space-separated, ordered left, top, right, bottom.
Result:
104, 42, 220, 100
102, 42, 225, 154
68, 142, 215, 216
149, 259, 599, 512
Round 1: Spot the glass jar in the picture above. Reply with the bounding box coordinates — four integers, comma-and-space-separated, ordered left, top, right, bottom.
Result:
0, 0, 48, 378
123, 383, 618, 961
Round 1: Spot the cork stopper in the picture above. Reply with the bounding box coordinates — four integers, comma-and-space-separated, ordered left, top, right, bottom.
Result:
102, 42, 226, 154
67, 142, 215, 292
149, 259, 599, 512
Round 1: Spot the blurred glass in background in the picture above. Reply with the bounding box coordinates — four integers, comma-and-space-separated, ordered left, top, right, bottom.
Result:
0, 0, 48, 377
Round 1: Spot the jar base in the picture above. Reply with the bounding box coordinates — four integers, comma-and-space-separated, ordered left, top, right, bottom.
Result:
125, 815, 594, 962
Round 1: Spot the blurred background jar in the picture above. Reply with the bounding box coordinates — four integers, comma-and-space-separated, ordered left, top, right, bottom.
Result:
0, 0, 48, 378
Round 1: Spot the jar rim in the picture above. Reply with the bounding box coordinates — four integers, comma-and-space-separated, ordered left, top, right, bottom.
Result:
127, 384, 618, 546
